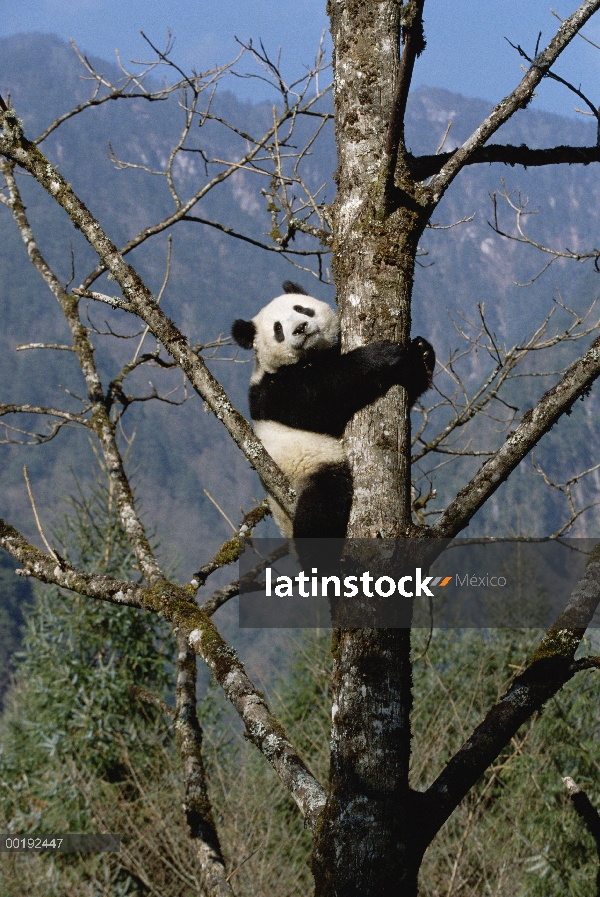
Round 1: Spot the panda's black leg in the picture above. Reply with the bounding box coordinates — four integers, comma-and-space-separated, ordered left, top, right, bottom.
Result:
292, 463, 353, 574
293, 462, 353, 540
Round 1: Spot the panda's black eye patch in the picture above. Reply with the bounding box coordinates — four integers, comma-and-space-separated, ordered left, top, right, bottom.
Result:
273, 321, 285, 342
293, 305, 315, 317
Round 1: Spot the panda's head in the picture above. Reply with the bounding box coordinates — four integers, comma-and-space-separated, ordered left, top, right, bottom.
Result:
231, 281, 339, 378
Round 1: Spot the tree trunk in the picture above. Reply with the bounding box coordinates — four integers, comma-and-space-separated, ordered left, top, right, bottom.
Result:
312, 627, 424, 896
313, 3, 429, 894
329, 0, 426, 540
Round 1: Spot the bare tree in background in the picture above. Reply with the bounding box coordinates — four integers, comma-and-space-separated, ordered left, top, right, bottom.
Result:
2, 3, 600, 894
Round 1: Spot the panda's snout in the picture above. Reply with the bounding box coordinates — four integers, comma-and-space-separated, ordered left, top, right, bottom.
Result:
293, 321, 308, 336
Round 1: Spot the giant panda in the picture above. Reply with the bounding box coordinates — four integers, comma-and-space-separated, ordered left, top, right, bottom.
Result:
231, 281, 435, 540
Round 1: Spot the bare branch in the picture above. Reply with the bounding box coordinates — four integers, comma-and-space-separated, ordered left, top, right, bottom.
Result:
23, 464, 61, 562
198, 580, 240, 617
4, 129, 236, 889
412, 296, 593, 465
204, 489, 237, 533
490, 182, 600, 272
412, 143, 600, 181
0, 157, 163, 584
132, 234, 172, 362
0, 417, 79, 445
431, 332, 600, 539
562, 778, 600, 861
192, 502, 270, 587
35, 80, 167, 146
532, 454, 600, 536
34, 37, 239, 145
182, 213, 329, 256
425, 0, 600, 202
130, 685, 175, 720
0, 518, 144, 605
80, 72, 331, 289
0, 402, 86, 424
174, 625, 236, 897
507, 32, 600, 144
16, 342, 76, 352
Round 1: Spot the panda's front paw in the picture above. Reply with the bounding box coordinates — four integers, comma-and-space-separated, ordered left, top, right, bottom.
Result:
410, 336, 435, 382
371, 340, 405, 368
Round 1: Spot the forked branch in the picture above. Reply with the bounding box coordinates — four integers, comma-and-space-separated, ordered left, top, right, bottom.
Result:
383, 0, 426, 203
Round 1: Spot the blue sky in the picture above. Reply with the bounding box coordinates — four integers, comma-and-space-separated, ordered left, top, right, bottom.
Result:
2, 1, 600, 117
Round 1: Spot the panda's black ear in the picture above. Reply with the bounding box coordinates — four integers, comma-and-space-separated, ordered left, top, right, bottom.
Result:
282, 280, 308, 295
231, 319, 256, 349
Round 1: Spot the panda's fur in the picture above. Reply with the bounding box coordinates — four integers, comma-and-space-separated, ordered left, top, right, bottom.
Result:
232, 281, 435, 539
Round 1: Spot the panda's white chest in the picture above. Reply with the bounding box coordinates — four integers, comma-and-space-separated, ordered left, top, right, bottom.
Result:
254, 421, 345, 487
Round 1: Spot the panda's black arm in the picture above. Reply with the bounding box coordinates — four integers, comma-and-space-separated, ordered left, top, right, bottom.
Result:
250, 338, 434, 437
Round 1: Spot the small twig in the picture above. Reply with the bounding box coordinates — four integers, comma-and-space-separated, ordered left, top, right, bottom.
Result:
203, 489, 237, 533
427, 212, 475, 231
23, 465, 60, 562
506, 32, 600, 144
552, 6, 600, 49
192, 502, 270, 588
435, 121, 453, 155
226, 840, 265, 883
132, 234, 172, 362
130, 685, 175, 720
72, 287, 129, 310
198, 580, 240, 617
16, 342, 76, 352
572, 656, 600, 672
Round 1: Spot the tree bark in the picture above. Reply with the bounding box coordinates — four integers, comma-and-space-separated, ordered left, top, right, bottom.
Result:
313, 4, 429, 894
330, 0, 427, 540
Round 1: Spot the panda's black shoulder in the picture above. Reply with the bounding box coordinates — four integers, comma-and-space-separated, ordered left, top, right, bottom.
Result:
300, 343, 342, 369
274, 343, 342, 383
254, 344, 342, 394
249, 344, 342, 426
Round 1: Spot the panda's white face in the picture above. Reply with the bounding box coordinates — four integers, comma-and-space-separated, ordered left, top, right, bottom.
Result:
245, 292, 339, 379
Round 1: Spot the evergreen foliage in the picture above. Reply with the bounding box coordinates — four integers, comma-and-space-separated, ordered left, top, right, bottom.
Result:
0, 480, 174, 894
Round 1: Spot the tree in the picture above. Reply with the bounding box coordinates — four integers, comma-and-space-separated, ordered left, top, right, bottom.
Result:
1, 3, 600, 895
